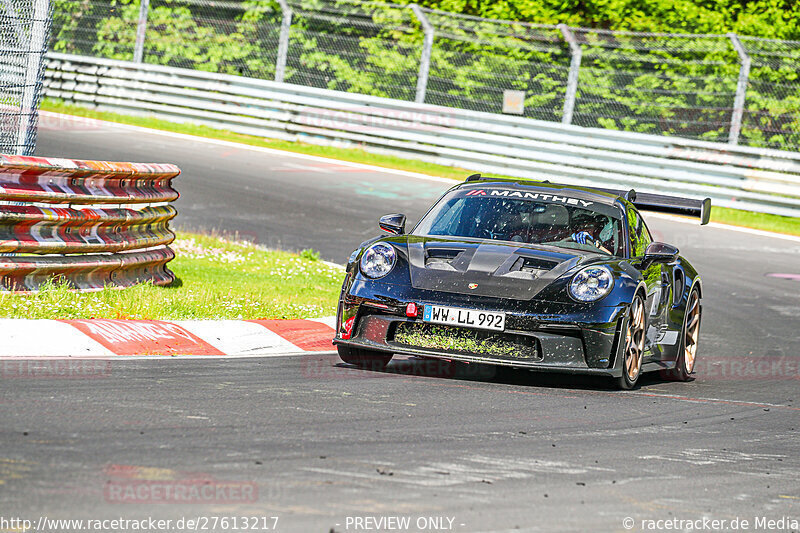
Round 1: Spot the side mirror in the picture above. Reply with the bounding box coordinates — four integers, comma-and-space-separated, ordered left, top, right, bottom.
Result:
379, 214, 406, 235
642, 242, 679, 265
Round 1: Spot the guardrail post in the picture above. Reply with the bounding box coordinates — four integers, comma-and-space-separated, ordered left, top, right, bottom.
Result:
275, 0, 292, 83
728, 33, 750, 146
16, 0, 50, 155
559, 24, 582, 125
410, 4, 433, 104
133, 0, 149, 63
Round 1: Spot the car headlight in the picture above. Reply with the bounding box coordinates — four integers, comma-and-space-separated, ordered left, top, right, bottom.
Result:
360, 242, 396, 279
569, 266, 613, 302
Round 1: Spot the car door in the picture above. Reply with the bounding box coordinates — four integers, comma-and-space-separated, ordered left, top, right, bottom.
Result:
626, 208, 667, 358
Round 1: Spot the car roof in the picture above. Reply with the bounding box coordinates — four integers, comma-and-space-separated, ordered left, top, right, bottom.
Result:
453, 177, 625, 207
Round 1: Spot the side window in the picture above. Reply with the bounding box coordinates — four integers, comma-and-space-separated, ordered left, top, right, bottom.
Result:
627, 209, 651, 257
627, 209, 640, 257
639, 218, 653, 252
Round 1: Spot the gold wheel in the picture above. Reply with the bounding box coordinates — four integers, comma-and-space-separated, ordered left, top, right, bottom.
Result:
624, 296, 646, 382
683, 290, 701, 374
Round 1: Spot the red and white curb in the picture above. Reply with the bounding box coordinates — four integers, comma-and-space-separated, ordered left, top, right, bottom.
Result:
0, 318, 336, 358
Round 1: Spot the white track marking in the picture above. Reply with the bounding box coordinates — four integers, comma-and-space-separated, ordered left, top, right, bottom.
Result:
0, 319, 114, 357
304, 454, 611, 488
0, 349, 335, 361
280, 162, 335, 173
639, 449, 786, 466
0, 318, 337, 359
173, 320, 300, 355
321, 259, 346, 269
97, 351, 337, 360
309, 316, 336, 329
624, 391, 796, 410
40, 111, 455, 184
646, 212, 800, 243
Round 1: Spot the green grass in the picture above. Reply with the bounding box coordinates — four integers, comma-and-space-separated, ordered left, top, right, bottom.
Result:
41, 99, 800, 237
708, 206, 800, 235
0, 232, 343, 320
41, 99, 474, 181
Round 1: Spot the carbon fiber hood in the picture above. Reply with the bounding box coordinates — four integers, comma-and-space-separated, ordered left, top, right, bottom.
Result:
406, 236, 588, 300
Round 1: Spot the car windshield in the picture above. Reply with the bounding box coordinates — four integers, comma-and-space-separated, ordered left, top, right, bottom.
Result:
413, 188, 625, 256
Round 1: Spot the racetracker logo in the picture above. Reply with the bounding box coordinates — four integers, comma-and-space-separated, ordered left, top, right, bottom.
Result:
660, 355, 800, 381
301, 354, 497, 380
1, 359, 111, 379
103, 465, 258, 504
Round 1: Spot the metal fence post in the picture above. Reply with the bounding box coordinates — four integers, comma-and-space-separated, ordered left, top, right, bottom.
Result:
559, 24, 581, 125
410, 4, 433, 104
728, 33, 750, 146
275, 0, 292, 83
133, 0, 149, 63
17, 0, 50, 155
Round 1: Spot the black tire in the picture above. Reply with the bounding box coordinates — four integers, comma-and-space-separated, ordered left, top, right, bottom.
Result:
670, 287, 701, 381
614, 294, 646, 390
337, 345, 392, 370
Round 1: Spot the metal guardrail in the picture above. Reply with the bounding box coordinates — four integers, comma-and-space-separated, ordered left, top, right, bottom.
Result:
44, 53, 800, 218
49, 0, 800, 151
0, 152, 180, 291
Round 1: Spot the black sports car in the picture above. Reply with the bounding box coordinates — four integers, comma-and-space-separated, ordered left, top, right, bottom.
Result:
333, 176, 710, 389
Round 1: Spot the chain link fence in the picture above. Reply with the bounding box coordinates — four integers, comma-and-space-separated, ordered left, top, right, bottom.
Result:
738, 36, 800, 151
571, 30, 741, 143
1, 0, 52, 155
286, 0, 420, 101
422, 9, 571, 123
48, 0, 800, 152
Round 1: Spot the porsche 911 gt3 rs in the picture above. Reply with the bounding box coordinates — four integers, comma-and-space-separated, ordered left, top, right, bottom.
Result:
333, 176, 710, 389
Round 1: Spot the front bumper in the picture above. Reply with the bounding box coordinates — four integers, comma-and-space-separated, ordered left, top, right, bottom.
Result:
334, 280, 629, 377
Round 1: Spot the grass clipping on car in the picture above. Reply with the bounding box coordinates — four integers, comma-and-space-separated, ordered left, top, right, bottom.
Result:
394, 322, 535, 359
0, 232, 343, 320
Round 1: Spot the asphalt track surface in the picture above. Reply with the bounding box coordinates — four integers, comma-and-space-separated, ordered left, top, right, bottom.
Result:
0, 116, 797, 532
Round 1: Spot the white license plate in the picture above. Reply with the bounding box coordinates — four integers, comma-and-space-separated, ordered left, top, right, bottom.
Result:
422, 305, 506, 331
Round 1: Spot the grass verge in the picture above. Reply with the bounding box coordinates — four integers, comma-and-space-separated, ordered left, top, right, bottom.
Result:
707, 207, 800, 236
0, 232, 342, 320
41, 99, 800, 237
41, 99, 474, 180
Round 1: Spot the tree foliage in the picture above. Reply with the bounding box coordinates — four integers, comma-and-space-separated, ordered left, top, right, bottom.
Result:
48, 0, 800, 150
415, 0, 800, 40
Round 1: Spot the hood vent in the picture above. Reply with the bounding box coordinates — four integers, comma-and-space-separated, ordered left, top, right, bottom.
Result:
425, 247, 464, 270
518, 256, 559, 273
407, 237, 582, 300
499, 255, 560, 280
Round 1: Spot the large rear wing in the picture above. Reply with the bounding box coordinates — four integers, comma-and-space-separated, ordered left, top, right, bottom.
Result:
592, 188, 712, 225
